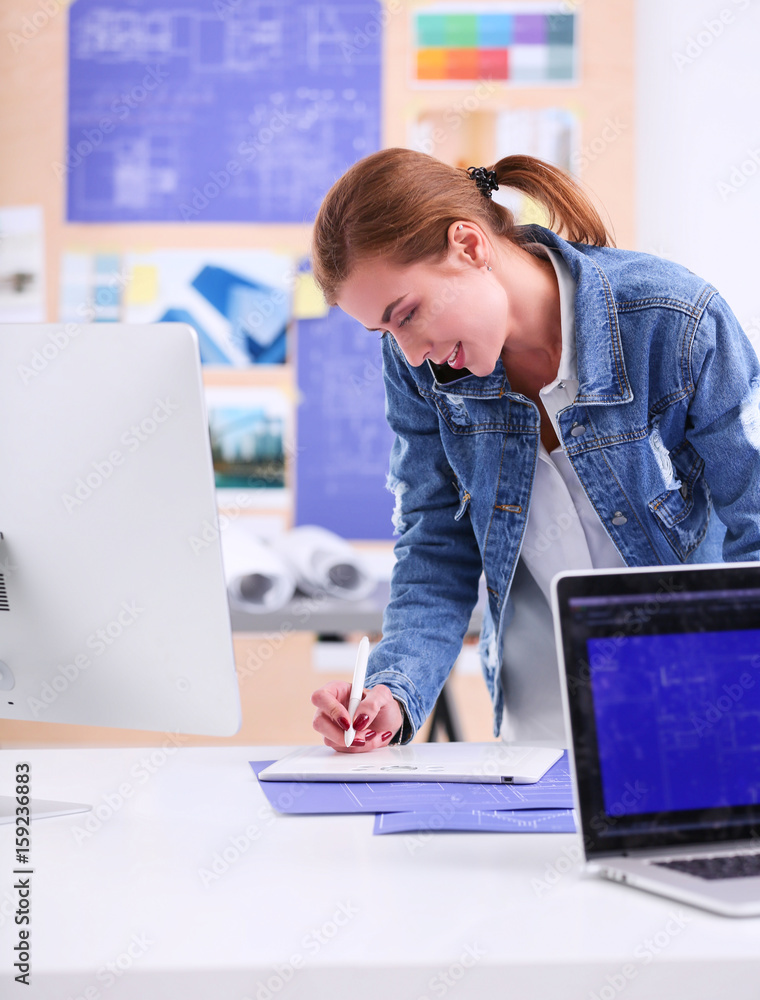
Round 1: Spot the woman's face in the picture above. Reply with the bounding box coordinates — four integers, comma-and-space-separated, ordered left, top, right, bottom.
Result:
335, 243, 511, 378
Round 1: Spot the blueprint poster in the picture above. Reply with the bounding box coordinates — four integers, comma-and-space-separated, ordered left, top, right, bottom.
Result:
65, 0, 381, 222
296, 308, 395, 539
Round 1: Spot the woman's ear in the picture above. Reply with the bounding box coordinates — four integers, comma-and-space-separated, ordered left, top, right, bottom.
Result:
447, 221, 489, 267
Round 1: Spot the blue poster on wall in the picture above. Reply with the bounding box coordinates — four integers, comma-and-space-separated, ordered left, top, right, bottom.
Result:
65, 0, 381, 222
296, 307, 395, 540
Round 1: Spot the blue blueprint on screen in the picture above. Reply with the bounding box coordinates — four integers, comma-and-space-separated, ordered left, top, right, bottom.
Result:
588, 629, 760, 816
66, 0, 381, 222
296, 307, 395, 539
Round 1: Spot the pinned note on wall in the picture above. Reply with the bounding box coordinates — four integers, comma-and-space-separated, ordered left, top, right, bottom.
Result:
0, 205, 45, 322
124, 264, 158, 305
293, 270, 329, 320
60, 248, 294, 365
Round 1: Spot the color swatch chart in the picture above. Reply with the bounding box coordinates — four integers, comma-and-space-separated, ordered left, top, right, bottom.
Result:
413, 6, 576, 84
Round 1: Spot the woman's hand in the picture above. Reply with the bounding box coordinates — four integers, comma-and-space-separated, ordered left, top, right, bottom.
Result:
311, 681, 403, 752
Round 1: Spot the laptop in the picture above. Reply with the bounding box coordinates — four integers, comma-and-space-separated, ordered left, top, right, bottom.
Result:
552, 562, 760, 917
259, 742, 562, 784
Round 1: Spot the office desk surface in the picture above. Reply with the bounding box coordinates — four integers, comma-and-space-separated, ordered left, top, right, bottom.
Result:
0, 747, 757, 1000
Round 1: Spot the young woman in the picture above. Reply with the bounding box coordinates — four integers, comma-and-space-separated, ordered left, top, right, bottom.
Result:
308, 148, 760, 752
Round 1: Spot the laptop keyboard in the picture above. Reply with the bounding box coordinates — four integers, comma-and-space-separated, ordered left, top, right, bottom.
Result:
654, 853, 760, 880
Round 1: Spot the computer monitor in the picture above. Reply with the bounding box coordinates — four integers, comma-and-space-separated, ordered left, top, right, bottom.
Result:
0, 323, 242, 821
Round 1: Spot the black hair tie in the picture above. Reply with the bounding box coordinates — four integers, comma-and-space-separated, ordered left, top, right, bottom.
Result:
467, 166, 499, 198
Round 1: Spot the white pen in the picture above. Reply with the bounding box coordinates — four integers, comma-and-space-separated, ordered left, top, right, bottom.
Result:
345, 635, 370, 747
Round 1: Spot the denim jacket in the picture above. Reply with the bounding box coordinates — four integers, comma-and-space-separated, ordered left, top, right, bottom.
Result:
365, 225, 760, 742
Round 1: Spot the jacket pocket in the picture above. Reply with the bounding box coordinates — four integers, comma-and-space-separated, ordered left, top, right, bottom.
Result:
648, 442, 711, 559
429, 393, 507, 436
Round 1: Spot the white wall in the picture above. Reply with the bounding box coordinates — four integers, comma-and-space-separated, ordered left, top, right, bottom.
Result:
636, 0, 760, 351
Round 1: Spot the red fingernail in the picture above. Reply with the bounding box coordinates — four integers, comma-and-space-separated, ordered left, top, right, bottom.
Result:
381, 731, 393, 740
337, 717, 350, 731
363, 730, 377, 740
354, 713, 370, 731
351, 739, 366, 747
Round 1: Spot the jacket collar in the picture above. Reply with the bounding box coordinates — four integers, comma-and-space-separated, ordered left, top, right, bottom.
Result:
428, 226, 632, 405
518, 226, 633, 405
427, 359, 508, 398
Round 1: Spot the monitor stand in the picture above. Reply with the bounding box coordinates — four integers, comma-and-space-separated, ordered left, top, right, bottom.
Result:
0, 795, 91, 825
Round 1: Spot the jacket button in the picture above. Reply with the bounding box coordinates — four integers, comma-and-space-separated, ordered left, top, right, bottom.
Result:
570, 423, 586, 437
611, 511, 627, 525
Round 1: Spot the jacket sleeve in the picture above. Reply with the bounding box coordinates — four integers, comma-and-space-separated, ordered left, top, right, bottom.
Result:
365, 335, 484, 742
687, 290, 760, 560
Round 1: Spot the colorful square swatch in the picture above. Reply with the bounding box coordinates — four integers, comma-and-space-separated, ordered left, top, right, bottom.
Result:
414, 6, 576, 84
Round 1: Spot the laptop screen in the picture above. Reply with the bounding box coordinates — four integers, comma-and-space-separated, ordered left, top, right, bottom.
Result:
555, 565, 760, 856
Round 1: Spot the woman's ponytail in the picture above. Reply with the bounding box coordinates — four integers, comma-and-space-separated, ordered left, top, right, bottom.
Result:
312, 148, 614, 304
492, 154, 614, 247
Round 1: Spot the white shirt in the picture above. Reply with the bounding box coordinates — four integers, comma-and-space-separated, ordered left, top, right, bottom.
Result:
520, 247, 625, 602
500, 247, 625, 744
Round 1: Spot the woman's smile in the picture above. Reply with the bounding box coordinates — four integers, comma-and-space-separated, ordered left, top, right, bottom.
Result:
446, 341, 465, 368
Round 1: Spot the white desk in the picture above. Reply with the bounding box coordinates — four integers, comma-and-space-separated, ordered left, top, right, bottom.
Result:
0, 747, 758, 999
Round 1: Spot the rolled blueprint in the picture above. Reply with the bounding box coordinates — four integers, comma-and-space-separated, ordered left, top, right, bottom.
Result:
271, 525, 376, 601
221, 519, 296, 613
